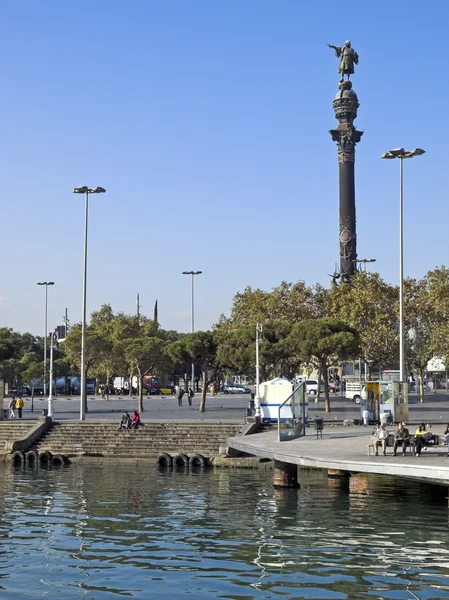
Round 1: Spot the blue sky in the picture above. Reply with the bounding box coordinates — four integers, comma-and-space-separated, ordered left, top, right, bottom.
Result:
1, 0, 448, 335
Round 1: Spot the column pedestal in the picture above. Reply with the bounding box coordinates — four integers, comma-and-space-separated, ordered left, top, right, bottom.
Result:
327, 469, 351, 479
273, 461, 300, 488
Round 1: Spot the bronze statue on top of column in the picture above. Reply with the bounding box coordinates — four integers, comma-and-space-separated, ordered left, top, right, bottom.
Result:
328, 40, 359, 82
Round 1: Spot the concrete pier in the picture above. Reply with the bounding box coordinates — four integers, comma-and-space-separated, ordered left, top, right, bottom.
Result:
273, 460, 300, 488
227, 426, 449, 486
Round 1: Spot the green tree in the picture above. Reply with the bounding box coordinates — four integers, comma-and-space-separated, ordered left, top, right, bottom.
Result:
216, 321, 302, 382
166, 331, 220, 413
219, 281, 320, 329
121, 337, 167, 412
287, 318, 360, 413
63, 323, 112, 411
325, 272, 398, 378
403, 268, 449, 402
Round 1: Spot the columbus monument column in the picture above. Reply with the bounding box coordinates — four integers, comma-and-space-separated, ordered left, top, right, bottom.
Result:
328, 41, 363, 284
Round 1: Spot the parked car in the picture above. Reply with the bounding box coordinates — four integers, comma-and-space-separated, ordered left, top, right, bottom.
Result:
145, 386, 161, 395
160, 386, 175, 395
223, 384, 251, 394
328, 382, 340, 393
305, 380, 324, 395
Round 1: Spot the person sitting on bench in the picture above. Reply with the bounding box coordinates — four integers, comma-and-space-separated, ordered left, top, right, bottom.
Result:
414, 423, 436, 456
374, 423, 389, 456
392, 423, 410, 456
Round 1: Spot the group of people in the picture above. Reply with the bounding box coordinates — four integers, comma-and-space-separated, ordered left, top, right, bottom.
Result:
117, 410, 141, 430
176, 387, 194, 406
375, 422, 445, 457
8, 396, 24, 419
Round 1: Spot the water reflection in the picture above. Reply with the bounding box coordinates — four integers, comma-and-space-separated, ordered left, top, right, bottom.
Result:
0, 464, 448, 598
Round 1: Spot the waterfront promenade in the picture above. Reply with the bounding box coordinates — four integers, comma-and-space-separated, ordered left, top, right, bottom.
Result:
3, 391, 449, 423
227, 425, 449, 485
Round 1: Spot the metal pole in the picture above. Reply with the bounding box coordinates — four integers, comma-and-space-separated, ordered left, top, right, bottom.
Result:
80, 191, 89, 420
137, 293, 140, 318
399, 157, 405, 384
358, 357, 362, 391
255, 324, 261, 417
48, 332, 54, 418
191, 274, 195, 392
44, 285, 48, 396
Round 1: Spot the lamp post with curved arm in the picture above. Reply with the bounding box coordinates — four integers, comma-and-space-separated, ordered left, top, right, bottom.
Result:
381, 148, 425, 383
73, 186, 106, 420
182, 271, 202, 392
37, 281, 54, 397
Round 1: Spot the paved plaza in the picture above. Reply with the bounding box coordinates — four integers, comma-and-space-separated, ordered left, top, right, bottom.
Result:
3, 391, 449, 424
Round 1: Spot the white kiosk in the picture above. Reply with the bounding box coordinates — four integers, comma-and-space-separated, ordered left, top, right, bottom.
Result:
259, 377, 308, 423
259, 377, 295, 421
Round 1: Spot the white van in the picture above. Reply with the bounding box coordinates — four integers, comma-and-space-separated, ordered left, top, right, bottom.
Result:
345, 382, 367, 404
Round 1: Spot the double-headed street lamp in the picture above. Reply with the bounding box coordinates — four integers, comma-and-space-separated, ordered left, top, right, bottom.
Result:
381, 148, 425, 383
37, 281, 54, 396
74, 186, 106, 420
182, 271, 202, 392
355, 258, 376, 272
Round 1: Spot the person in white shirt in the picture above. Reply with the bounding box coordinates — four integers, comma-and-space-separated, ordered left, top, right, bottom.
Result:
375, 423, 389, 456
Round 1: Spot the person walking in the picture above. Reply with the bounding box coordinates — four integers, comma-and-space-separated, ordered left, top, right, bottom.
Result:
177, 387, 184, 407
188, 388, 194, 406
9, 396, 16, 419
15, 396, 24, 419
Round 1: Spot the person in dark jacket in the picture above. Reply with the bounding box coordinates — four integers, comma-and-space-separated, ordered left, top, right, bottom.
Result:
392, 423, 410, 456
188, 388, 194, 406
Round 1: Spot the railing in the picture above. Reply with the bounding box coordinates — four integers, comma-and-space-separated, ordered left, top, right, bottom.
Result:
278, 382, 307, 442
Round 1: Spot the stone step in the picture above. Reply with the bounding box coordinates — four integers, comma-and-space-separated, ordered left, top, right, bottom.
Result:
29, 421, 242, 458
35, 444, 225, 452
36, 434, 233, 443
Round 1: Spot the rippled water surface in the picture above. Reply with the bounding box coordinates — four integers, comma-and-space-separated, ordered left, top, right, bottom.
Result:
1, 463, 449, 599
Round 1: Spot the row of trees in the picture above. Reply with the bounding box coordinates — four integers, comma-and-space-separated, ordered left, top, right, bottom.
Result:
218, 267, 449, 403
1, 267, 448, 413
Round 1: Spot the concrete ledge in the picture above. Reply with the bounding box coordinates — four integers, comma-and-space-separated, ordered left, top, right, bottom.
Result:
213, 457, 273, 469
5, 417, 53, 454
237, 419, 262, 437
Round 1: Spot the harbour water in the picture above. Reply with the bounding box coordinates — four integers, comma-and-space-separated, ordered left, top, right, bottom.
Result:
1, 463, 449, 599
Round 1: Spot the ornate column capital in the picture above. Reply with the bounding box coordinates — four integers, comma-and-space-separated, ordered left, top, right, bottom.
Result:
329, 125, 363, 162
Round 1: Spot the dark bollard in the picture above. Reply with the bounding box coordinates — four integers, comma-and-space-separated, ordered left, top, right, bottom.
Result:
315, 418, 324, 439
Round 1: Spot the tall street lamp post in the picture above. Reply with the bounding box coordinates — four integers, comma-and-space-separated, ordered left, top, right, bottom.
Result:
255, 323, 263, 418
48, 330, 56, 418
182, 271, 202, 392
381, 148, 425, 383
37, 281, 54, 396
74, 186, 106, 420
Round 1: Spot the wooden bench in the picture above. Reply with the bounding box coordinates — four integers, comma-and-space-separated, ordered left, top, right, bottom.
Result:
412, 434, 445, 455
367, 434, 412, 456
